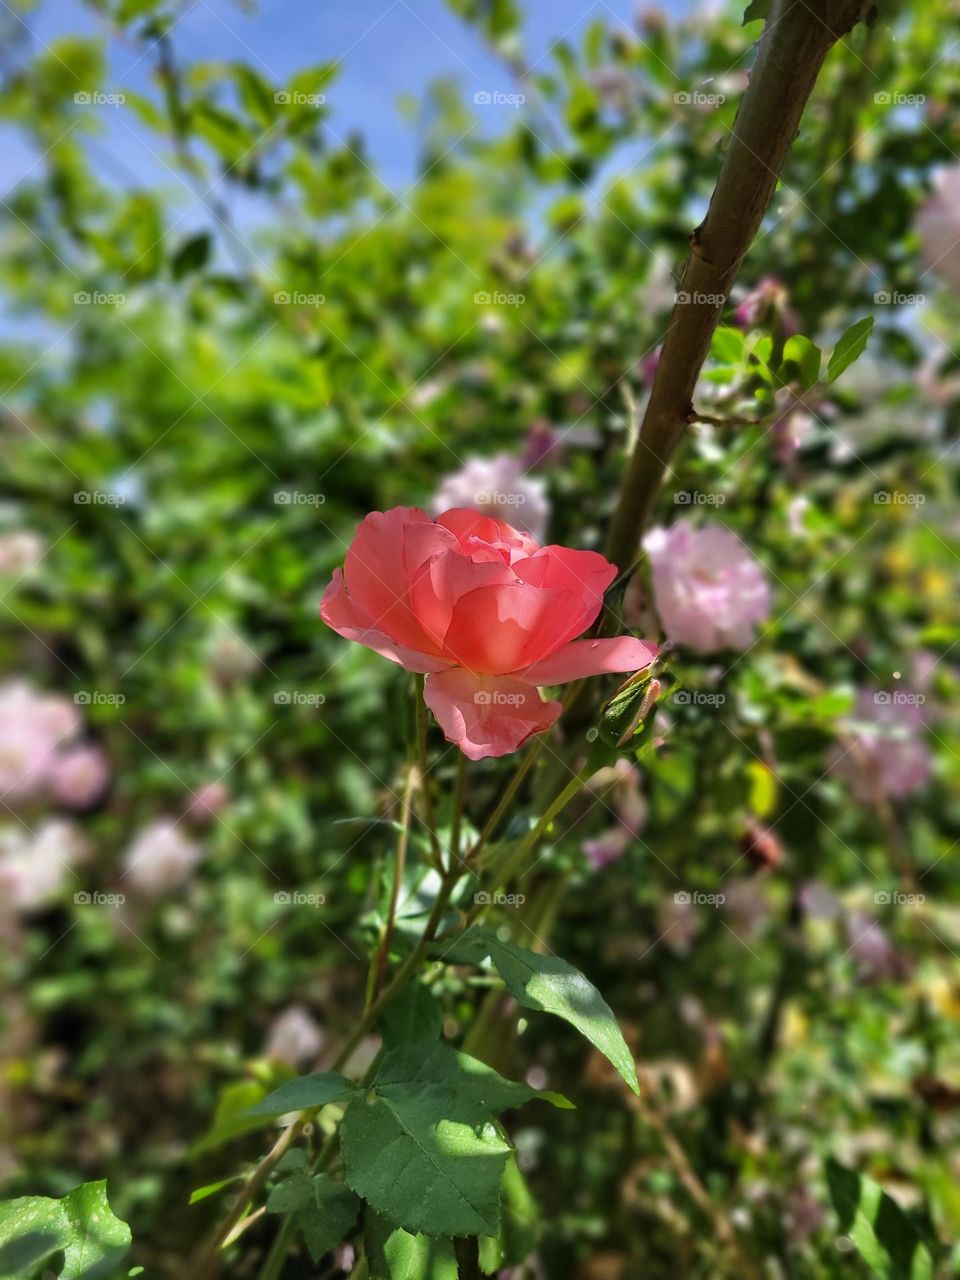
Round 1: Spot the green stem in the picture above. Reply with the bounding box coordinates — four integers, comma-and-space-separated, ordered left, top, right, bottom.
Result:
414, 674, 443, 868
372, 766, 414, 999
257, 1213, 296, 1280
465, 736, 544, 865
448, 751, 468, 870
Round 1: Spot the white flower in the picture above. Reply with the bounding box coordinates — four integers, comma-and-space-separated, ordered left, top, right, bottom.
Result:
0, 531, 44, 577
264, 1005, 326, 1067
430, 454, 550, 541
122, 819, 202, 895
0, 682, 81, 804
0, 820, 88, 911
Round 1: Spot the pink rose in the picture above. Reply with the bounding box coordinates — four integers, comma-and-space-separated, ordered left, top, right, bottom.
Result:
321, 507, 657, 760
831, 688, 931, 801
643, 522, 770, 653
51, 744, 110, 808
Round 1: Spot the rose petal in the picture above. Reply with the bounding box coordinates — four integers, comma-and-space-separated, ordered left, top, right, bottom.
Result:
321, 570, 449, 673
519, 636, 659, 685
422, 669, 561, 761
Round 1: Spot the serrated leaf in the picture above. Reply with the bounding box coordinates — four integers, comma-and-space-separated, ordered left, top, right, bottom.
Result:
380, 982, 444, 1048
268, 1174, 359, 1262
0, 1180, 131, 1280
340, 1043, 542, 1238
780, 334, 821, 390
459, 929, 639, 1094
248, 1071, 358, 1116
826, 316, 874, 383
365, 1211, 458, 1280
477, 1154, 540, 1274
826, 1160, 934, 1280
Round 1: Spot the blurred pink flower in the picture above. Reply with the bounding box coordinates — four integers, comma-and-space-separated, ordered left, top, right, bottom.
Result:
430, 455, 550, 541
52, 745, 110, 809
186, 781, 229, 821
735, 277, 798, 334
832, 688, 931, 801
643, 522, 770, 653
0, 682, 81, 804
916, 166, 960, 290
322, 507, 657, 760
265, 1004, 326, 1067
0, 821, 88, 912
0, 531, 44, 577
122, 819, 202, 895
582, 761, 646, 870
845, 911, 911, 985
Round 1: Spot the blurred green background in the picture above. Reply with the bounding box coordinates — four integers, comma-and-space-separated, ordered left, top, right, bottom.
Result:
0, 0, 958, 1276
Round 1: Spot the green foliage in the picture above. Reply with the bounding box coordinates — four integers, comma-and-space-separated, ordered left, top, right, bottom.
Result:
248, 1072, 357, 1116
365, 1212, 459, 1280
266, 1172, 360, 1263
826, 316, 875, 383
0, 1181, 131, 1280
826, 1160, 935, 1280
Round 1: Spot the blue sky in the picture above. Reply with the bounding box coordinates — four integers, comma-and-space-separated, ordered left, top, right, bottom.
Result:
2, 0, 697, 201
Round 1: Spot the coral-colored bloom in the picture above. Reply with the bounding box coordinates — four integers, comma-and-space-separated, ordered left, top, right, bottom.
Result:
643, 521, 770, 653
321, 507, 657, 759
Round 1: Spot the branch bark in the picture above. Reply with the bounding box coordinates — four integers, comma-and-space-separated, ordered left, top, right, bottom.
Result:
604, 0, 873, 576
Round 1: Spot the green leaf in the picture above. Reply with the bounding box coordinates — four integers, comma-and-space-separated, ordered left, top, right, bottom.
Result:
826, 316, 874, 383
780, 334, 822, 390
0, 1180, 131, 1280
340, 1043, 542, 1237
826, 1160, 934, 1280
170, 231, 212, 281
365, 1211, 458, 1280
380, 982, 444, 1048
248, 1071, 358, 1116
742, 0, 770, 22
187, 1177, 238, 1206
458, 929, 639, 1094
477, 1155, 540, 1274
190, 1080, 270, 1156
268, 1173, 359, 1263
710, 326, 744, 365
